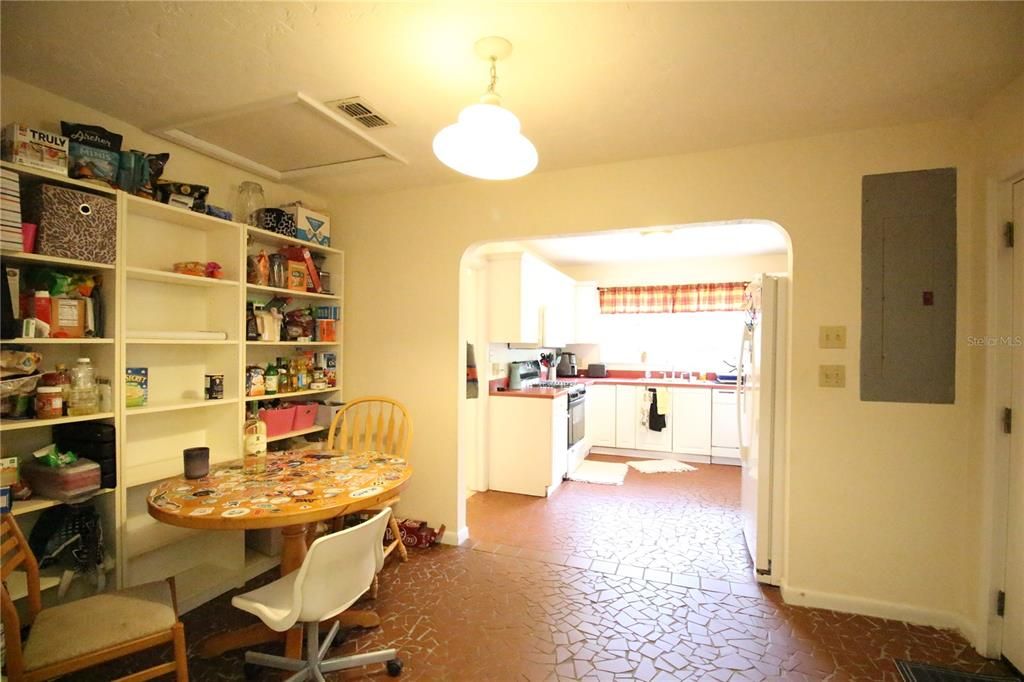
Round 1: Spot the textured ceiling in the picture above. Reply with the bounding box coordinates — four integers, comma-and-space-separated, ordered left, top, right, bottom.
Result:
2, 2, 1022, 196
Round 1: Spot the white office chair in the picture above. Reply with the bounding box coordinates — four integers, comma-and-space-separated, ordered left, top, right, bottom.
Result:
232, 508, 402, 680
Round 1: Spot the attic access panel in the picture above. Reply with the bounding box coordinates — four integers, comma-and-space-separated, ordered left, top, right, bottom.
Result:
151, 92, 406, 181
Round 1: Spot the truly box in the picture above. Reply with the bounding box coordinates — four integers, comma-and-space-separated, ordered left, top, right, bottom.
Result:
283, 205, 331, 247
126, 367, 148, 407
1, 124, 69, 175
50, 297, 85, 337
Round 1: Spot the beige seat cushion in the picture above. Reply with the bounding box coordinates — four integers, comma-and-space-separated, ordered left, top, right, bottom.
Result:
23, 580, 176, 672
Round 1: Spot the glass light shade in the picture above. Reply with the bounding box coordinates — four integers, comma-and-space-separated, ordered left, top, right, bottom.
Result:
433, 103, 538, 180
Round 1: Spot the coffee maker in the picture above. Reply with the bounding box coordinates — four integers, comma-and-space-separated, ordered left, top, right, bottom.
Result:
556, 353, 577, 377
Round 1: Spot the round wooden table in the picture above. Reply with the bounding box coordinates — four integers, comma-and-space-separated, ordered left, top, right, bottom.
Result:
148, 449, 411, 659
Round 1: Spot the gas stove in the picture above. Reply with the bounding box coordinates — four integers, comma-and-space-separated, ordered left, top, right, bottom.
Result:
532, 379, 586, 399
534, 380, 577, 389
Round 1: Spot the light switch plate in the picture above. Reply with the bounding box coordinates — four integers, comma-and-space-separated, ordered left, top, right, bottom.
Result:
819, 364, 846, 388
819, 325, 847, 349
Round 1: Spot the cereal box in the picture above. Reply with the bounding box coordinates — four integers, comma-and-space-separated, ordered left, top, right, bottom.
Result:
1, 456, 18, 487
125, 367, 148, 407
1, 124, 69, 175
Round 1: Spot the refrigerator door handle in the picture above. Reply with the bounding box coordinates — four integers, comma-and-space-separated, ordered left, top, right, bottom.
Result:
737, 327, 751, 452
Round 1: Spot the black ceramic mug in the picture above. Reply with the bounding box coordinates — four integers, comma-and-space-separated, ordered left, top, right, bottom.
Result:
183, 447, 210, 480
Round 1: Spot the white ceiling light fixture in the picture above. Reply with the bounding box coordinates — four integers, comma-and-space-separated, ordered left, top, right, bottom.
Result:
433, 36, 538, 181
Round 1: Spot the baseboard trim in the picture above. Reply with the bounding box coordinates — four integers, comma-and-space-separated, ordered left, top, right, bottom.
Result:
590, 446, 711, 465
441, 526, 470, 547
780, 582, 975, 642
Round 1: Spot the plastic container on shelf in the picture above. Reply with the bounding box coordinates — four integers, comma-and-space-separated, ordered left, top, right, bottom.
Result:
67, 357, 99, 416
258, 405, 297, 437
292, 403, 318, 430
20, 458, 101, 501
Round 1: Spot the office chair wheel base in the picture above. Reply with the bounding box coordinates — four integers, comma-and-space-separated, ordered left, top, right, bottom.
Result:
243, 662, 261, 680
387, 658, 404, 676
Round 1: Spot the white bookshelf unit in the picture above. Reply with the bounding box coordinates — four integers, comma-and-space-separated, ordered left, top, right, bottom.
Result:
1, 161, 344, 613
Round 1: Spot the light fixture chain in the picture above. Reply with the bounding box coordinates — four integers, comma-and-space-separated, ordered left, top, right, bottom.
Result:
488, 57, 497, 94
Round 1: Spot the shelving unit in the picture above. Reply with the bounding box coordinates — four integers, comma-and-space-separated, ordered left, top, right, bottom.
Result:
1, 161, 343, 615
1, 162, 123, 610
244, 387, 338, 402
246, 283, 341, 301
0, 411, 117, 432
266, 424, 326, 443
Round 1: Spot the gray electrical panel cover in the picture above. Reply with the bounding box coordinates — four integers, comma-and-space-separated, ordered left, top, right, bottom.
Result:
861, 167, 956, 404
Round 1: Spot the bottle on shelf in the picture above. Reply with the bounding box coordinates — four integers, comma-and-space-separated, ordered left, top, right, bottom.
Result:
276, 357, 290, 394
54, 363, 72, 415
97, 377, 112, 413
67, 357, 99, 416
265, 361, 279, 395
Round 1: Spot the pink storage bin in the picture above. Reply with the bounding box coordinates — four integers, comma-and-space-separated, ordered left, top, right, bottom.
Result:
293, 403, 318, 430
259, 405, 296, 437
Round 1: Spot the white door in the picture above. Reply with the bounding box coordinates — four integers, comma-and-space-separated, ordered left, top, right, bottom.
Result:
1004, 179, 1024, 670
615, 385, 637, 448
588, 385, 616, 446
671, 388, 712, 456
635, 387, 673, 451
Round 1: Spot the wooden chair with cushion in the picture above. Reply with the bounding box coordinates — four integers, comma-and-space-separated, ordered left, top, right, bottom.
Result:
1, 513, 189, 682
328, 396, 413, 565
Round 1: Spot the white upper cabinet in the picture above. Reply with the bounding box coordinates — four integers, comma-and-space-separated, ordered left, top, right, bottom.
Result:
572, 281, 601, 344
486, 252, 575, 347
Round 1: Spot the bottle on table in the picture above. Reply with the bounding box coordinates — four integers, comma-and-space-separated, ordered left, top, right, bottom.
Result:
243, 414, 268, 475
67, 357, 98, 416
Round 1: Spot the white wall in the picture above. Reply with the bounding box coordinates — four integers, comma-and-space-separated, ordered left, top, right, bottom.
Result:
330, 72, 1023, 645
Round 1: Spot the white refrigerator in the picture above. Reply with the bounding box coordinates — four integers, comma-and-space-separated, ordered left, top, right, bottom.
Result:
737, 274, 787, 585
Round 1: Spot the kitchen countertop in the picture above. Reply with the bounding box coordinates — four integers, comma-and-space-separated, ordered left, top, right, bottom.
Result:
489, 377, 736, 399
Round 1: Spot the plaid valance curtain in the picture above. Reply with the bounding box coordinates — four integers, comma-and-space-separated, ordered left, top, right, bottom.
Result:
598, 282, 749, 314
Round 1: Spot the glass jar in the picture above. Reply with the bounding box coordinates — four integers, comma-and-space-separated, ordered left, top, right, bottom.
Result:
34, 386, 63, 419
55, 363, 72, 414
236, 181, 266, 228
67, 357, 98, 416
97, 377, 112, 412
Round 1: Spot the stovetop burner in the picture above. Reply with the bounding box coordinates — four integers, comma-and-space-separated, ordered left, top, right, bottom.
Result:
534, 380, 577, 388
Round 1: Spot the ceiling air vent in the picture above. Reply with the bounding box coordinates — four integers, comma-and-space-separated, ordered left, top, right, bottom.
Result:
150, 92, 404, 181
328, 97, 394, 129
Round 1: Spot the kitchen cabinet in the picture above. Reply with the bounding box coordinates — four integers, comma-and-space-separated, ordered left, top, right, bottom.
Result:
489, 394, 568, 497
587, 384, 616, 446
572, 281, 601, 344
486, 252, 575, 347
486, 252, 543, 345
615, 385, 637, 448
711, 388, 741, 465
635, 387, 673, 451
671, 387, 712, 456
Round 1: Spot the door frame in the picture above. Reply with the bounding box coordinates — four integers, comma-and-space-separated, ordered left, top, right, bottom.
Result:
978, 169, 1024, 657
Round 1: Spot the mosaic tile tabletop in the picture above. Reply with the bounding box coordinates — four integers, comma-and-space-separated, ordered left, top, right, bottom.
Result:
148, 450, 410, 529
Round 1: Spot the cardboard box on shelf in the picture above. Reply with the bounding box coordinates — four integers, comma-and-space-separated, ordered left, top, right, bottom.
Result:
125, 367, 148, 407
1, 124, 68, 174
283, 204, 331, 247
50, 297, 85, 337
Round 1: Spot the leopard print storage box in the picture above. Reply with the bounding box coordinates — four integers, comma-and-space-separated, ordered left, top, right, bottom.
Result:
25, 184, 116, 264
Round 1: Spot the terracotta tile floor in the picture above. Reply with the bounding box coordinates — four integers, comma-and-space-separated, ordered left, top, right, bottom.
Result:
467, 455, 753, 583
80, 456, 1017, 681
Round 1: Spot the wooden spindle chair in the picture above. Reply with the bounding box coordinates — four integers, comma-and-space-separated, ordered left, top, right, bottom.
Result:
1, 513, 189, 681
327, 397, 413, 567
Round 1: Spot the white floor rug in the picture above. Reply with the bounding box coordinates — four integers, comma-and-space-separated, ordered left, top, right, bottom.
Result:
568, 460, 628, 485
626, 459, 697, 474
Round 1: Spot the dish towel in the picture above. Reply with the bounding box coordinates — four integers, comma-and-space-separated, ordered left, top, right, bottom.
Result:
655, 387, 669, 416
649, 390, 666, 432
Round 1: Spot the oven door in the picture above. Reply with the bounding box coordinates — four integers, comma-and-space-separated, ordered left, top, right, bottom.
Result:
568, 395, 585, 447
